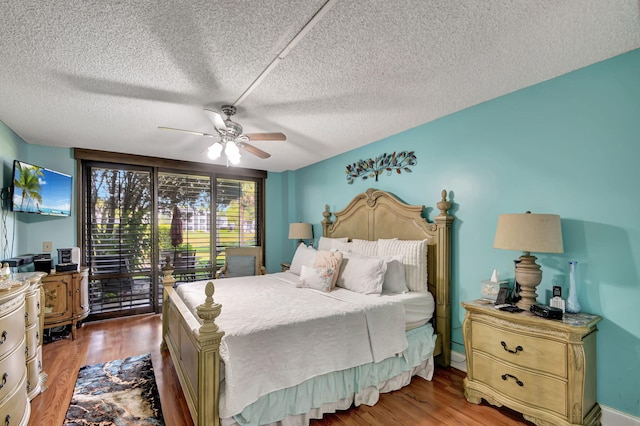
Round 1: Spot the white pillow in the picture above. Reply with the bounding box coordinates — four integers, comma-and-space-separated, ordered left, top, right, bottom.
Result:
382, 255, 408, 294
377, 239, 428, 292
336, 253, 387, 295
317, 236, 349, 251
351, 239, 378, 256
289, 243, 318, 275
297, 265, 335, 292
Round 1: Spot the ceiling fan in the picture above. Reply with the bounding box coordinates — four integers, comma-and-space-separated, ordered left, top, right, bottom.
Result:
159, 105, 286, 164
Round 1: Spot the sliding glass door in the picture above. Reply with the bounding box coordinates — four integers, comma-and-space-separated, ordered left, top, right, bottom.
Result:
80, 155, 265, 320
85, 165, 154, 319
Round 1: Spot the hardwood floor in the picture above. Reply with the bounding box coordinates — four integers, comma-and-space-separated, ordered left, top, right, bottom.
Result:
29, 314, 533, 425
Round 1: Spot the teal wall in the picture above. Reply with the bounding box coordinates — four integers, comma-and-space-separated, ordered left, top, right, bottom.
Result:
268, 49, 640, 417
2, 49, 638, 417
0, 123, 77, 262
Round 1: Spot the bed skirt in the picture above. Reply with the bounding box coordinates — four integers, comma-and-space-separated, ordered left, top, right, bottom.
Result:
222, 323, 436, 426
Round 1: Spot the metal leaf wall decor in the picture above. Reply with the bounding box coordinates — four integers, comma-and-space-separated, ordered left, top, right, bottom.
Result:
346, 151, 417, 184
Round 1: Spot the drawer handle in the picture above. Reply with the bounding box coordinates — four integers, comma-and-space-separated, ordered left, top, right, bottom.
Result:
0, 331, 6, 344
501, 341, 523, 354
0, 372, 7, 389
501, 373, 524, 387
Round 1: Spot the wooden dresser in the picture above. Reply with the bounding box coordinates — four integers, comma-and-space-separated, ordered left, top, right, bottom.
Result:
41, 269, 89, 339
0, 272, 47, 425
462, 300, 601, 426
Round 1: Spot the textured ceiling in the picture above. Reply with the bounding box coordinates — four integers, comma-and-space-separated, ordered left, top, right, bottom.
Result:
1, 1, 638, 172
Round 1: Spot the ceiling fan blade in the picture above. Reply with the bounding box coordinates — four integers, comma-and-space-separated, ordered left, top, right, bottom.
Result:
203, 109, 228, 132
236, 141, 271, 159
245, 132, 286, 141
158, 126, 217, 138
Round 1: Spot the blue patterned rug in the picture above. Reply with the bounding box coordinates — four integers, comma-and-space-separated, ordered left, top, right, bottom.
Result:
64, 353, 165, 425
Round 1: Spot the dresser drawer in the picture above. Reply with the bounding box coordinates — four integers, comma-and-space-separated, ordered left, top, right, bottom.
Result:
25, 290, 41, 327
0, 375, 29, 426
473, 351, 567, 416
27, 352, 40, 395
25, 323, 39, 360
472, 321, 567, 378
0, 340, 27, 403
0, 304, 26, 359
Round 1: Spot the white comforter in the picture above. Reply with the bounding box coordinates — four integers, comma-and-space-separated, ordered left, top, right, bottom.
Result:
175, 272, 408, 417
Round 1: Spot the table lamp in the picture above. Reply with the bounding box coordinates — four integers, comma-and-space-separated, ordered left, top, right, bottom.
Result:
493, 212, 563, 311
289, 222, 313, 245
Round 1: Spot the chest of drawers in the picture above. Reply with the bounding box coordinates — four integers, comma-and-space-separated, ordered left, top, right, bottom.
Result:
462, 300, 601, 426
0, 278, 30, 425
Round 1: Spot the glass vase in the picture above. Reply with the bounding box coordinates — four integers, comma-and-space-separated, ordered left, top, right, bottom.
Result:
566, 261, 581, 314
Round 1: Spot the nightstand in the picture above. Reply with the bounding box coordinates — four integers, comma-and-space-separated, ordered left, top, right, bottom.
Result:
280, 262, 291, 272
462, 300, 601, 426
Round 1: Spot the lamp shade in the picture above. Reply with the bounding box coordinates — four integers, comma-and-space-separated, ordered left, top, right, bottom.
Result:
288, 222, 313, 240
493, 213, 563, 254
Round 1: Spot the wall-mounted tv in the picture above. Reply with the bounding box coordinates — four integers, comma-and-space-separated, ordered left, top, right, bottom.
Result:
11, 160, 73, 216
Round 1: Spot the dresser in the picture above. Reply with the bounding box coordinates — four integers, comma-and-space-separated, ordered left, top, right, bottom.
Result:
23, 272, 47, 399
462, 300, 601, 426
41, 269, 89, 339
0, 272, 47, 425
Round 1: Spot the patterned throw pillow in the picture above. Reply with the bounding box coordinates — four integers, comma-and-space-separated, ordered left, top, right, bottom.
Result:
313, 250, 344, 290
297, 265, 335, 292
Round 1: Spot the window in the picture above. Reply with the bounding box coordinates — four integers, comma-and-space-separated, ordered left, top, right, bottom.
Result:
77, 150, 266, 320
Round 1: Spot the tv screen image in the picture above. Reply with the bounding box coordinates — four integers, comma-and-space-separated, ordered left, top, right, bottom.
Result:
11, 160, 72, 216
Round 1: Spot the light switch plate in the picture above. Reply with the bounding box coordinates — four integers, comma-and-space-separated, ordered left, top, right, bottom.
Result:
43, 241, 52, 252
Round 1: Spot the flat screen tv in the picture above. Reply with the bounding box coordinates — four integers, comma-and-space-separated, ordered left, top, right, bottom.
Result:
11, 160, 73, 216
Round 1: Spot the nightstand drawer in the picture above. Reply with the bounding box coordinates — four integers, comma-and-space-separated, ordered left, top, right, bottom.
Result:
472, 321, 567, 378
473, 351, 567, 417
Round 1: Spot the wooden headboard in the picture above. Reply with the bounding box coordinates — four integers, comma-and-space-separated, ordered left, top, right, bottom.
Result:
321, 188, 454, 367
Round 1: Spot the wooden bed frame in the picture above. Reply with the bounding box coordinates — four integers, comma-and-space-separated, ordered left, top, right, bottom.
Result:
160, 188, 454, 426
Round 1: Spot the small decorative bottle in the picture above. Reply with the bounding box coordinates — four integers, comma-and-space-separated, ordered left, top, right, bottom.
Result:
566, 261, 581, 314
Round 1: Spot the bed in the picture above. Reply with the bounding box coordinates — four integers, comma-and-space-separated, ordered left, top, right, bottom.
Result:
161, 188, 454, 426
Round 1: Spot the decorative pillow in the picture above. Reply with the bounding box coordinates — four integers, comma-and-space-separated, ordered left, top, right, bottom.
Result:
336, 253, 387, 295
317, 236, 349, 251
297, 265, 335, 292
382, 255, 408, 294
289, 243, 318, 275
313, 250, 344, 290
227, 255, 256, 278
377, 238, 428, 292
351, 239, 378, 257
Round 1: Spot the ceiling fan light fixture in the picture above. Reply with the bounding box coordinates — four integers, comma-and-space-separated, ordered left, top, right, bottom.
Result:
225, 141, 242, 164
207, 141, 223, 160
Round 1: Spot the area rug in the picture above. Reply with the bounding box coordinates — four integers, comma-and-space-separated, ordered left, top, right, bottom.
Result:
64, 353, 165, 425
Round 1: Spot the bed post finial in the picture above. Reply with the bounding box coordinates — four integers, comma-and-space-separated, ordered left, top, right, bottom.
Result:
197, 281, 223, 334
322, 204, 332, 237
437, 189, 451, 217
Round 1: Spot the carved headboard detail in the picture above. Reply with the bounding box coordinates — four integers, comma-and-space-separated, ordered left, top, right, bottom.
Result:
322, 188, 454, 367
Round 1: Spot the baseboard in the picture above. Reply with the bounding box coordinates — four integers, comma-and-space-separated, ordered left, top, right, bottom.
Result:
450, 350, 466, 372
449, 351, 638, 426
601, 406, 640, 426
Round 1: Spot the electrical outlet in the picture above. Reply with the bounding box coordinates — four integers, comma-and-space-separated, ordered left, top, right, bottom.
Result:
43, 241, 52, 252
